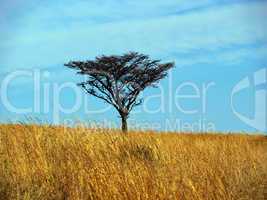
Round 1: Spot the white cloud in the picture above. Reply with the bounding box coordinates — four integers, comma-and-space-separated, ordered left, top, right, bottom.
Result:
0, 0, 266, 73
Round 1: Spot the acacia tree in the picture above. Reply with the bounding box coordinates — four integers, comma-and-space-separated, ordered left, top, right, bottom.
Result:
65, 52, 174, 132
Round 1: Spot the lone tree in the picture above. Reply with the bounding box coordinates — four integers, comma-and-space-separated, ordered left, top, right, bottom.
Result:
65, 52, 174, 132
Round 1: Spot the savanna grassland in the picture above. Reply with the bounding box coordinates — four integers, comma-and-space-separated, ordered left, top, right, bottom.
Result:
0, 124, 266, 200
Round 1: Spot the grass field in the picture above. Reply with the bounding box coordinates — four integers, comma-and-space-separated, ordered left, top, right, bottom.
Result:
0, 124, 266, 200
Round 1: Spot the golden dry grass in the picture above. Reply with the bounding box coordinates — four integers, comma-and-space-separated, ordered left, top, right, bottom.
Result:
0, 124, 266, 200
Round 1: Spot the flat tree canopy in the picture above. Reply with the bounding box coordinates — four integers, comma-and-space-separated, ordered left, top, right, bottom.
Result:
65, 52, 175, 132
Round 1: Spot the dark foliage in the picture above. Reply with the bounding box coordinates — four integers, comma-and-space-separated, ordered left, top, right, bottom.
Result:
65, 52, 175, 132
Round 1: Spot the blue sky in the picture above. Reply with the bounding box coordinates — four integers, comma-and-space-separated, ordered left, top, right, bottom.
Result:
0, 0, 266, 133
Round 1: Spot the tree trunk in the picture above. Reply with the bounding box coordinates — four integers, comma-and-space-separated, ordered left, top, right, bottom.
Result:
121, 115, 128, 133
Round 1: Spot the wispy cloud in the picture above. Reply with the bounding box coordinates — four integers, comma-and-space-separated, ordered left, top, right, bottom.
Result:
0, 0, 266, 73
